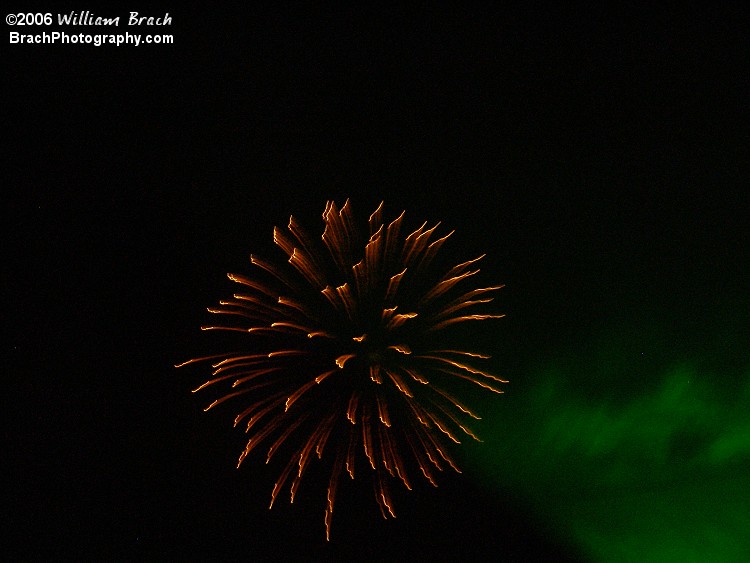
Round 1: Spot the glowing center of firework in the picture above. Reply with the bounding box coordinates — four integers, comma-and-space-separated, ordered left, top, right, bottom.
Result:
366, 350, 384, 364
350, 333, 385, 365
350, 331, 412, 368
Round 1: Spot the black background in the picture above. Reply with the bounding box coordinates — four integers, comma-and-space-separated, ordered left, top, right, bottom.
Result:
5, 5, 748, 561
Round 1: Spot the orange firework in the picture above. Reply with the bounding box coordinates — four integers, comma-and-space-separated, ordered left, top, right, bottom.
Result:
177, 200, 506, 540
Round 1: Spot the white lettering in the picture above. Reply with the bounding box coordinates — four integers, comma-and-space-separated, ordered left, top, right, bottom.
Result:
128, 12, 172, 26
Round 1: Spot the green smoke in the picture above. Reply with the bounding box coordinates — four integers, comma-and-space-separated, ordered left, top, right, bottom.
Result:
463, 314, 750, 562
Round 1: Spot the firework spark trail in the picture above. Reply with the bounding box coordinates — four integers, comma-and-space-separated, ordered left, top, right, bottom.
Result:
177, 200, 506, 539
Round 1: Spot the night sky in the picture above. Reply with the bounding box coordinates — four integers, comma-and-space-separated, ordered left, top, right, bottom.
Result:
6, 5, 749, 561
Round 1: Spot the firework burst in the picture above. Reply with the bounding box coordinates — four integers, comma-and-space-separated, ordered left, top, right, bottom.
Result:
177, 200, 506, 540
